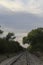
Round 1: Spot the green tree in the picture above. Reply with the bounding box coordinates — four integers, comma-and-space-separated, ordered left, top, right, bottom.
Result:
0, 27, 24, 54
23, 37, 27, 44
0, 26, 3, 34
0, 30, 3, 34
5, 32, 16, 41
23, 28, 43, 52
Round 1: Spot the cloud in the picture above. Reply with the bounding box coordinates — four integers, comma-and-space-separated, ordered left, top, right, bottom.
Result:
0, 0, 24, 12
15, 32, 28, 48
0, 0, 43, 14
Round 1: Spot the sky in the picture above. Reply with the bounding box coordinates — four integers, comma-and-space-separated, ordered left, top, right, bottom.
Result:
0, 0, 43, 14
0, 0, 43, 47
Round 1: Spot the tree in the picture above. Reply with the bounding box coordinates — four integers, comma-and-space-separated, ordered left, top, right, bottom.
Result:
0, 27, 24, 54
5, 32, 16, 41
0, 26, 3, 34
23, 37, 27, 44
23, 28, 43, 52
0, 30, 3, 34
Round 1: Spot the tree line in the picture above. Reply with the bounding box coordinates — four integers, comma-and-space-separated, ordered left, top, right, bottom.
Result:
23, 28, 43, 53
0, 28, 24, 54
1, 26, 43, 54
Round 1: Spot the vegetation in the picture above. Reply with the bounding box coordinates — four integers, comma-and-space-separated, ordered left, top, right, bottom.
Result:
23, 28, 43, 53
0, 28, 24, 54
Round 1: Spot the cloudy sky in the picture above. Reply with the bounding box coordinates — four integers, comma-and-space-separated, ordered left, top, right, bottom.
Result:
0, 0, 43, 47
0, 0, 43, 14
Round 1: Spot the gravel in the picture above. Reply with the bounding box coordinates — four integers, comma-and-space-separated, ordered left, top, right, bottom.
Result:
0, 52, 43, 65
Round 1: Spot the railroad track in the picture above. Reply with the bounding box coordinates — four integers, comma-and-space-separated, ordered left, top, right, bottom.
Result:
11, 51, 30, 65
11, 52, 25, 65
11, 52, 43, 65
0, 51, 43, 65
0, 52, 25, 65
1, 51, 29, 65
26, 51, 30, 65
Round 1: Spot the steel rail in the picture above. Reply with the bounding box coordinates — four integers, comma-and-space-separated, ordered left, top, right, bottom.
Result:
10, 52, 24, 65
26, 51, 30, 65
11, 51, 30, 65
0, 52, 24, 65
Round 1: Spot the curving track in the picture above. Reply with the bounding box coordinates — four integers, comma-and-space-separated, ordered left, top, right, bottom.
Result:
11, 52, 27, 65
0, 52, 24, 65
0, 51, 43, 65
11, 51, 43, 65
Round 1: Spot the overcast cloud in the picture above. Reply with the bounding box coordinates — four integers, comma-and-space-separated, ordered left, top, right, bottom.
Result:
0, 0, 43, 14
